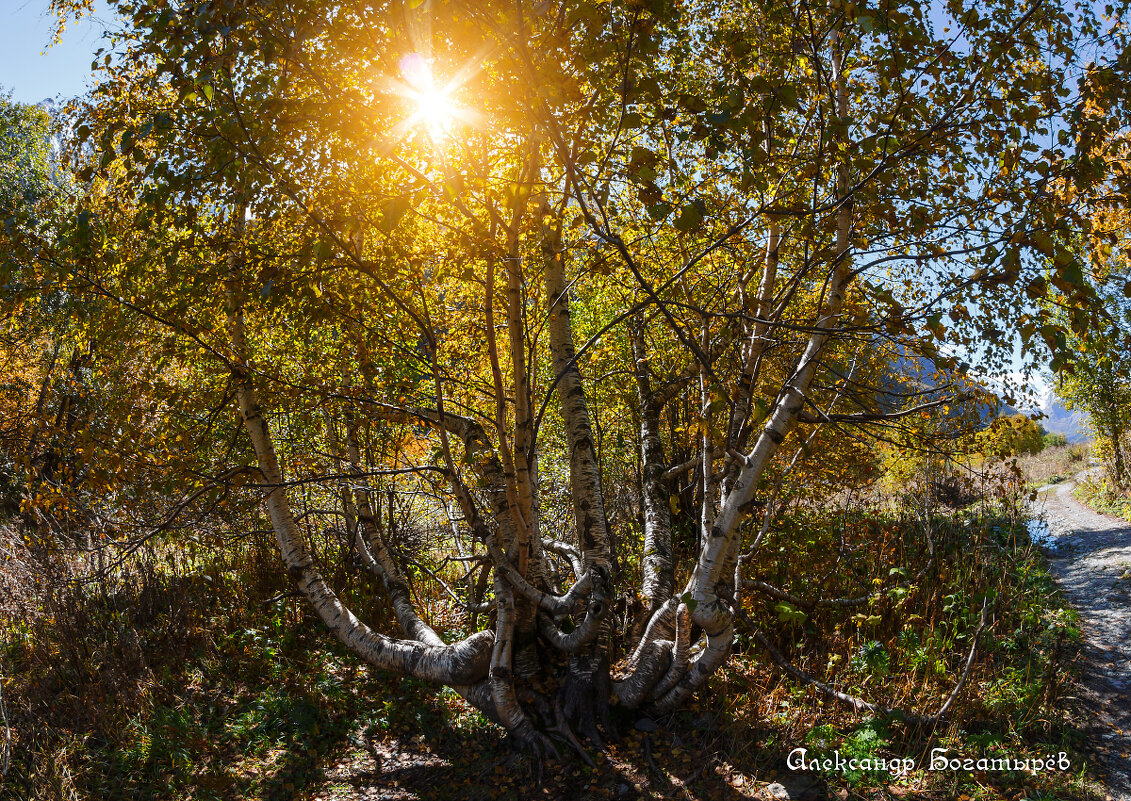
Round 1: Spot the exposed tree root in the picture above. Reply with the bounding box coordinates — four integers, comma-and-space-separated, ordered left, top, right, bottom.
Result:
550, 695, 596, 767
560, 652, 613, 747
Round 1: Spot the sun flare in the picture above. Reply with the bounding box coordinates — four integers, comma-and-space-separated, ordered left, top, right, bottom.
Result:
398, 53, 462, 142
409, 84, 458, 140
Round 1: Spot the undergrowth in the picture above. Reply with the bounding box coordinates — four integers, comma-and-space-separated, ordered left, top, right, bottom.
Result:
1073, 476, 1131, 522
1015, 444, 1089, 490
0, 500, 1100, 801
710, 505, 1093, 801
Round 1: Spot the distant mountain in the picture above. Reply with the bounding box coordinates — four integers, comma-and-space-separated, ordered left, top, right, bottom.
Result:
983, 374, 1090, 444
1021, 385, 1090, 444
886, 351, 1004, 426
885, 353, 1090, 443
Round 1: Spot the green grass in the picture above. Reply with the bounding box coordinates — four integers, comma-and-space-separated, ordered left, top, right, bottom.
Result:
703, 507, 1098, 801
1074, 476, 1131, 521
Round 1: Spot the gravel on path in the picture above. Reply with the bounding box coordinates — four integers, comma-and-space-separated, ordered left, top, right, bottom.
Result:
1032, 477, 1131, 800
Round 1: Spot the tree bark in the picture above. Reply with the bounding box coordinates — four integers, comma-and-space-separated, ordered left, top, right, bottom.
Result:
543, 218, 613, 574
630, 321, 675, 615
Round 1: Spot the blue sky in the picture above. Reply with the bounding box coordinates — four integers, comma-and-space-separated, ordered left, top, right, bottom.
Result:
0, 1, 113, 105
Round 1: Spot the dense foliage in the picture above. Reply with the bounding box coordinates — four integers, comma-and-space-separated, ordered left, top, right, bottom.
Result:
1053, 268, 1131, 484
3, 0, 1131, 791
978, 414, 1046, 459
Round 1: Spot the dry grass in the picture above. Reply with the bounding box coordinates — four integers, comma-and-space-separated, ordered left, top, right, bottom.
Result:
0, 494, 1103, 801
1017, 443, 1090, 488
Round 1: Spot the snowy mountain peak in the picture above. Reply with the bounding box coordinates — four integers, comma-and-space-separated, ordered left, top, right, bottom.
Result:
978, 372, 1089, 443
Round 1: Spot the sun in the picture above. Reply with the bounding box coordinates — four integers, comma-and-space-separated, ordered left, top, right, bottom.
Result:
398, 54, 462, 142
408, 83, 458, 141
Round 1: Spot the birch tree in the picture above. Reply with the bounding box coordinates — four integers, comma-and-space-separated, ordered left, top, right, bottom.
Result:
31, 0, 1131, 755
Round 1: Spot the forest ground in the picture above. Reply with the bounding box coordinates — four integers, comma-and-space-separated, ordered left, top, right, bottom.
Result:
1032, 474, 1131, 800
3, 454, 1114, 801
295, 471, 1131, 801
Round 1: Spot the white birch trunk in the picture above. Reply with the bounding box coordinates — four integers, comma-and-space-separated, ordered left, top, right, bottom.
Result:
630, 322, 675, 613
225, 231, 491, 688
544, 230, 613, 573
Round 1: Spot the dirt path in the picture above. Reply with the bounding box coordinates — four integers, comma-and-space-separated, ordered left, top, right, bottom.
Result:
1032, 476, 1131, 800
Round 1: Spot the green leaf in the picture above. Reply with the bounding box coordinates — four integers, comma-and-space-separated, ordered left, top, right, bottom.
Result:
677, 93, 708, 113
673, 201, 703, 233
776, 83, 798, 106
632, 164, 657, 182
775, 602, 806, 625
1030, 230, 1055, 256
1058, 258, 1083, 286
